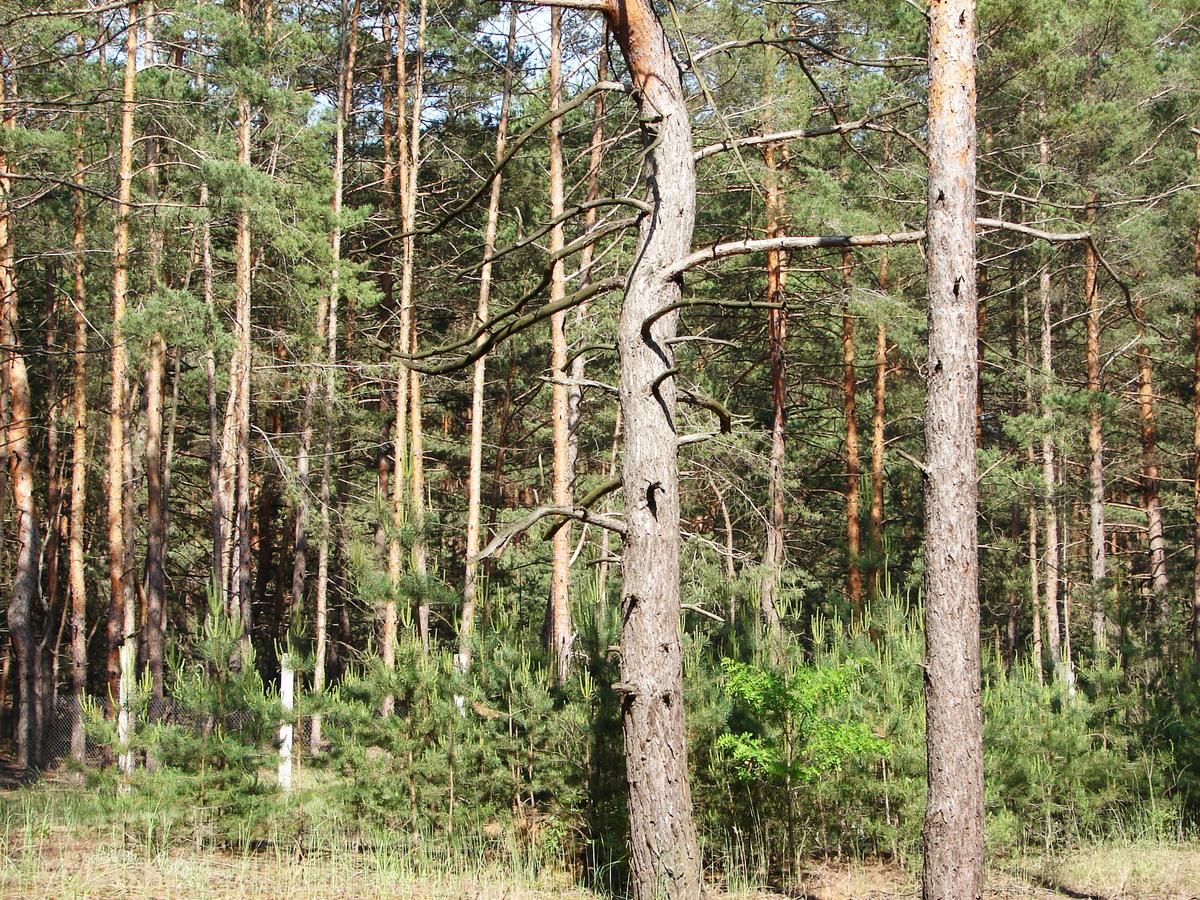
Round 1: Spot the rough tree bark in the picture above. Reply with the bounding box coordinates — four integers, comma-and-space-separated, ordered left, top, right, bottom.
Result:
921, 1, 983, 897
1, 56, 43, 770
546, 6, 574, 685
1193, 192, 1200, 660
1085, 200, 1107, 657
143, 3, 166, 701
607, 0, 704, 892
461, 6, 517, 674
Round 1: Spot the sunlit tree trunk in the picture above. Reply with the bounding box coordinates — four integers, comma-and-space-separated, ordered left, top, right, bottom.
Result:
921, 1, 983, 895
607, 0, 703, 891
1136, 291, 1170, 637
1193, 200, 1200, 660
842, 249, 863, 619
68, 112, 90, 761
312, 0, 359, 751
1039, 248, 1062, 679
546, 6, 574, 685
107, 5, 138, 749
1024, 286, 1044, 683
867, 254, 889, 602
759, 139, 786, 642
461, 6, 517, 675
385, 0, 413, 695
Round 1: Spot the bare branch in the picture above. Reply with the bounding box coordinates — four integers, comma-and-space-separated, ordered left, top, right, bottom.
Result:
478, 506, 626, 562
694, 103, 919, 161
667, 230, 925, 279
412, 80, 628, 239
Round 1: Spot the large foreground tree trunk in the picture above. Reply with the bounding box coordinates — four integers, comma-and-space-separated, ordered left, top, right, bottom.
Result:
921, 1, 983, 897
607, 0, 703, 893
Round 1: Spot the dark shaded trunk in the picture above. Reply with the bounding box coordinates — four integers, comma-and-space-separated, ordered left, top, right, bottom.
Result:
1, 64, 43, 770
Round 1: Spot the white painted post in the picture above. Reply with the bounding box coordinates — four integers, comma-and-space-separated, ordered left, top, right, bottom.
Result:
117, 639, 136, 778
278, 653, 294, 792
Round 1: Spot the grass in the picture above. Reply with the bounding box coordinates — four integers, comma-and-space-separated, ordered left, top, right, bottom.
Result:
2, 778, 1199, 898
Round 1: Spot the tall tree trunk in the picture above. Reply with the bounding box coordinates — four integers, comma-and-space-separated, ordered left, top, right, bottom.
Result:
385, 0, 413, 698
68, 112, 90, 761
607, 0, 703, 892
1024, 286, 1044, 683
202, 177, 223, 599
405, 0, 430, 653
142, 5, 166, 700
144, 334, 166, 699
1193, 200, 1200, 660
1085, 201, 1107, 658
1136, 292, 1170, 638
546, 6, 574, 685
921, 1, 983, 896
312, 0, 359, 751
42, 264, 62, 726
106, 4, 138, 737
868, 262, 889, 602
461, 6, 517, 674
233, 85, 253, 655
842, 249, 863, 619
1039, 260, 1063, 682
567, 33, 608, 497
759, 139, 786, 641
1, 60, 43, 770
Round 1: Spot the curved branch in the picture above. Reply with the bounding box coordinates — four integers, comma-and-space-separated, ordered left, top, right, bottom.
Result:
479, 506, 626, 562
406, 276, 625, 375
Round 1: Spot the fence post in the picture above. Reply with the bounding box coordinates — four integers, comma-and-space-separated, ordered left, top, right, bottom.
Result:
278, 652, 294, 792
117, 640, 136, 780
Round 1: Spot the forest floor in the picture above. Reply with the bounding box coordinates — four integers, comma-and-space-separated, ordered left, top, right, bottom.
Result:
0, 767, 1195, 898
2, 838, 1199, 899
